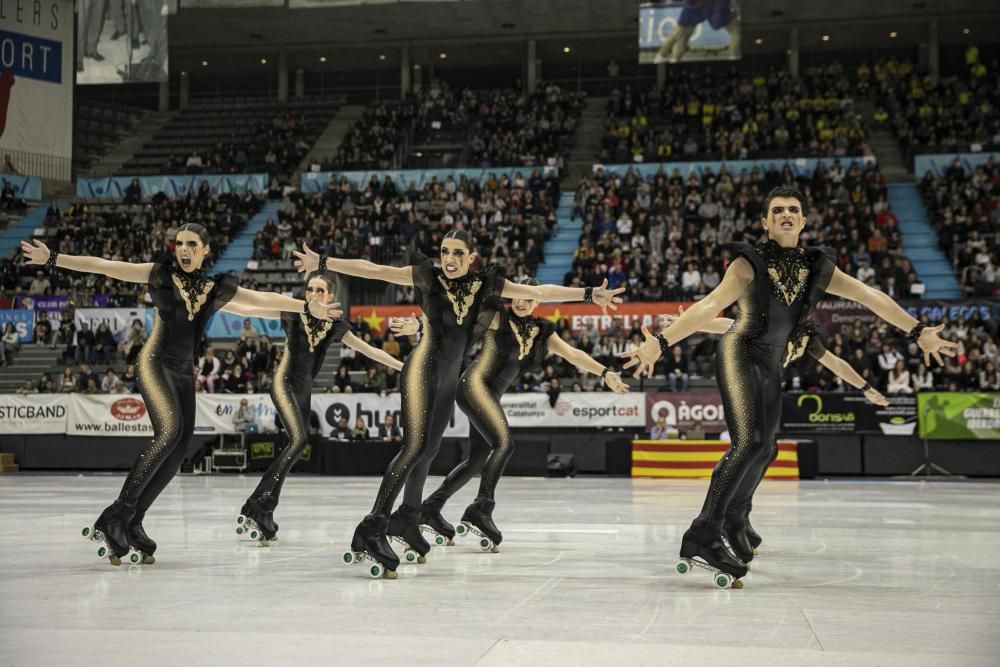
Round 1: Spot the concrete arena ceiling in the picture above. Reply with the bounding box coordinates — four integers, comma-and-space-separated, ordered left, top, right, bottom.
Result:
168, 0, 1000, 71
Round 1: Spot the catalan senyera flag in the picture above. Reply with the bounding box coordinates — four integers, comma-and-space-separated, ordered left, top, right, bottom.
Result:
631, 440, 799, 479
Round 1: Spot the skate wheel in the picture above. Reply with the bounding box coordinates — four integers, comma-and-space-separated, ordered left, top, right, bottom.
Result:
434, 534, 446, 546
479, 538, 493, 552
236, 515, 246, 525
455, 523, 467, 536
129, 552, 141, 565
249, 530, 259, 540
81, 526, 92, 539
97, 545, 108, 558
404, 549, 417, 563
715, 573, 734, 589
342, 551, 356, 565
368, 562, 384, 578
236, 526, 245, 536
675, 560, 690, 575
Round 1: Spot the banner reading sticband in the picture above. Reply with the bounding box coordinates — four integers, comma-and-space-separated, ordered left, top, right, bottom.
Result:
918, 392, 1000, 440
0, 394, 66, 434
349, 302, 692, 337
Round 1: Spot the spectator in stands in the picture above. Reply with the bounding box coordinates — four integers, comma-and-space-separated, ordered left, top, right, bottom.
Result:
59, 367, 77, 392
378, 413, 402, 442
33, 318, 52, 347
124, 178, 142, 205
16, 379, 36, 395
887, 360, 912, 394
232, 398, 257, 433
331, 415, 352, 440
877, 343, 904, 383
663, 345, 690, 392
120, 319, 146, 365
95, 323, 116, 364
650, 415, 670, 440
238, 318, 258, 357
361, 367, 385, 394
186, 151, 204, 174
101, 368, 120, 394
83, 377, 101, 394
74, 323, 96, 364
334, 365, 353, 393
121, 364, 138, 392
980, 361, 1000, 391
197, 347, 221, 393
381, 332, 401, 360
912, 363, 934, 392
29, 271, 51, 294
352, 417, 370, 440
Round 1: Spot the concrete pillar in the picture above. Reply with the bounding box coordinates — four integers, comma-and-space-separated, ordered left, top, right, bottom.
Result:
277, 49, 289, 103
400, 44, 411, 96
179, 72, 190, 110
928, 20, 940, 75
294, 68, 305, 98
158, 78, 169, 112
656, 62, 666, 89
788, 27, 800, 79
526, 39, 537, 93
413, 64, 423, 93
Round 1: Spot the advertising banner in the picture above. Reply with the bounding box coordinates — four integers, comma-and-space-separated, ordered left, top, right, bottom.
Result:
0, 173, 42, 200
638, 0, 741, 64
811, 298, 1000, 337
350, 302, 691, 337
76, 174, 269, 199
781, 393, 918, 435
0, 394, 67, 434
500, 392, 645, 428
204, 310, 288, 340
0, 309, 35, 343
645, 391, 726, 433
194, 393, 280, 434
301, 166, 558, 194
311, 393, 470, 438
75, 307, 148, 343
595, 157, 874, 183
66, 394, 154, 437
918, 392, 1000, 440
913, 152, 999, 178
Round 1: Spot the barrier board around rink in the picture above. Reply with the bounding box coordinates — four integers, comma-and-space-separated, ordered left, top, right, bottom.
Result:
593, 156, 875, 182
631, 439, 799, 479
75, 174, 269, 199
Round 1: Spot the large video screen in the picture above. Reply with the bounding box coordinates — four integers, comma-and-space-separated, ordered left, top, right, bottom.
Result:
77, 0, 169, 83
638, 1, 742, 64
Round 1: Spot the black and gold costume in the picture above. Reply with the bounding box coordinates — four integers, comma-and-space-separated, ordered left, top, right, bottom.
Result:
421, 309, 557, 545
96, 259, 238, 560
241, 313, 352, 539
682, 240, 833, 577
353, 257, 505, 570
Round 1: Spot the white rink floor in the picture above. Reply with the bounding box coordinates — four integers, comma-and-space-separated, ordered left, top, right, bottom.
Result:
1, 474, 998, 666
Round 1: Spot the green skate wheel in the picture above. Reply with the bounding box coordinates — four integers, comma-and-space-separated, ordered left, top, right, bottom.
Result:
236, 526, 245, 535
455, 523, 467, 536
479, 538, 492, 551
715, 573, 733, 589
404, 550, 417, 563
249, 530, 259, 540
97, 546, 107, 558
236, 515, 246, 525
675, 561, 690, 575
82, 526, 92, 538
342, 551, 356, 565
434, 534, 446, 546
369, 562, 384, 578
129, 552, 141, 564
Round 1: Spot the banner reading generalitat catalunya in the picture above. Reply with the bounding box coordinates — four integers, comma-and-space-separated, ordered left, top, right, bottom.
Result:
500, 392, 644, 428
349, 302, 691, 336
918, 392, 1000, 440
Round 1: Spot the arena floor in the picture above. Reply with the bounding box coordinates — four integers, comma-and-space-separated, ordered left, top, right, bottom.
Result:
1, 474, 997, 665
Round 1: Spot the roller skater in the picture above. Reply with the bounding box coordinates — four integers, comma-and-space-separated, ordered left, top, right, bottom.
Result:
294, 232, 623, 576
392, 278, 628, 553
226, 272, 402, 545
22, 227, 340, 566
622, 186, 956, 587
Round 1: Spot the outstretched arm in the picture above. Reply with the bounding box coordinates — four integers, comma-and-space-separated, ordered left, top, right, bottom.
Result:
816, 350, 888, 406
825, 268, 958, 366
546, 334, 629, 393
21, 240, 153, 283
662, 305, 733, 334
621, 257, 754, 377
501, 278, 626, 314
229, 287, 341, 321
342, 331, 404, 371
221, 303, 281, 320
293, 243, 413, 286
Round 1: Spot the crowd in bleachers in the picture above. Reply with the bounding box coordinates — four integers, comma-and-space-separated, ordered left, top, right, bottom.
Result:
871, 51, 1000, 158
602, 63, 868, 164
918, 157, 999, 298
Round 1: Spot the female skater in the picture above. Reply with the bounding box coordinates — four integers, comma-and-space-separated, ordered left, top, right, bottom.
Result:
621, 186, 956, 587
293, 232, 623, 577
391, 278, 630, 552
20, 227, 341, 566
224, 272, 403, 544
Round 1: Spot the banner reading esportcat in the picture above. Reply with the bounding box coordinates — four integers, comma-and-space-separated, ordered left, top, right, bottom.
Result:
918, 392, 1000, 440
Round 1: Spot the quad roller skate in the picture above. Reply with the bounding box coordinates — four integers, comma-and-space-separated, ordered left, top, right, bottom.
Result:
236, 498, 278, 546
420, 498, 455, 546
724, 517, 755, 565
387, 504, 430, 564
81, 500, 141, 566
675, 524, 747, 589
745, 515, 762, 554
126, 509, 157, 564
454, 499, 501, 553
342, 513, 399, 579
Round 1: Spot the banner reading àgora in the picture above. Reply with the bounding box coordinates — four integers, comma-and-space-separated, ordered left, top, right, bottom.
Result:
918, 392, 1000, 440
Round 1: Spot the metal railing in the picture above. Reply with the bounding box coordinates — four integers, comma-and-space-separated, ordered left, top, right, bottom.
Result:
2, 149, 72, 182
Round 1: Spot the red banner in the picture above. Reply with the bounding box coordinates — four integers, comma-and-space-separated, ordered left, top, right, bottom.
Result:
349, 302, 693, 336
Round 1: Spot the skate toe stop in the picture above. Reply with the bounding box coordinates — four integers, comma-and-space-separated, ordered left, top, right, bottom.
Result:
732, 579, 744, 589
752, 548, 759, 555
384, 570, 398, 579
144, 555, 156, 565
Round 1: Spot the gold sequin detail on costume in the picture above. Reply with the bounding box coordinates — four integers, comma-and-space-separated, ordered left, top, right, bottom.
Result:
783, 332, 809, 367
758, 241, 810, 307
509, 318, 540, 360
171, 274, 215, 321
766, 265, 809, 306
437, 275, 482, 325
299, 313, 332, 353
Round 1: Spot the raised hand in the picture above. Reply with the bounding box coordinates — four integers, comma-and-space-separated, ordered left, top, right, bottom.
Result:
603, 370, 630, 394
620, 325, 662, 379
20, 240, 50, 266
308, 298, 342, 321
390, 312, 420, 337
916, 324, 959, 367
292, 243, 320, 274
864, 386, 889, 407
591, 279, 626, 315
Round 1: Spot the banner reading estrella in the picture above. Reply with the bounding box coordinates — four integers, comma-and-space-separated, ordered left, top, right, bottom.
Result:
349, 302, 692, 336
918, 392, 1000, 440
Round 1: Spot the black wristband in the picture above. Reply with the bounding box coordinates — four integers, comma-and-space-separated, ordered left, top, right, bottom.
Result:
860, 382, 872, 392
45, 250, 59, 272
303, 299, 311, 315
654, 332, 671, 356
907, 323, 927, 342
601, 367, 610, 379
318, 255, 329, 272
583, 287, 594, 303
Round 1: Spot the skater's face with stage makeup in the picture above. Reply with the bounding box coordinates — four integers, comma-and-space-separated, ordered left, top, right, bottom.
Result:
304, 276, 334, 303
511, 296, 540, 318
174, 230, 211, 272
440, 238, 476, 279
761, 196, 806, 248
